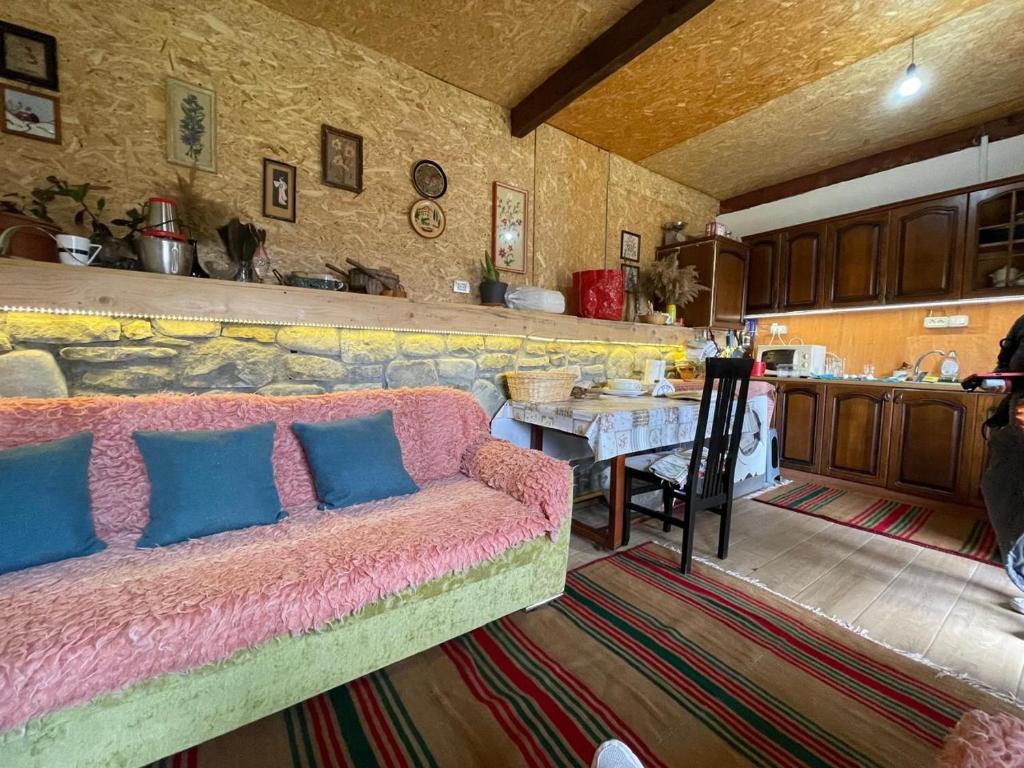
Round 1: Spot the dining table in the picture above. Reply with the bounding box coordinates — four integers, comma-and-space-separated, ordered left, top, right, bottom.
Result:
502, 380, 776, 549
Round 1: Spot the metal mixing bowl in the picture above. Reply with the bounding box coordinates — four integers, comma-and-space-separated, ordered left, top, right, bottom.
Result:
138, 236, 193, 275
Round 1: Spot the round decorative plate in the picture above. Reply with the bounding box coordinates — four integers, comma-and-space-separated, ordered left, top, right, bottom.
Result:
409, 199, 446, 239
412, 160, 447, 199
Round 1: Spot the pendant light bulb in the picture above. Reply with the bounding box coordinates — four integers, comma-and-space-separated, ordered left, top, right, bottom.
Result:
898, 62, 922, 97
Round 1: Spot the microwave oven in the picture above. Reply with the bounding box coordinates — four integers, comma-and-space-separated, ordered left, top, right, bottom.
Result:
757, 344, 827, 376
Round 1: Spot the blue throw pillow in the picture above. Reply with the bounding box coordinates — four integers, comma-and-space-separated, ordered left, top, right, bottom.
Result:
292, 410, 419, 510
0, 432, 105, 575
134, 422, 285, 548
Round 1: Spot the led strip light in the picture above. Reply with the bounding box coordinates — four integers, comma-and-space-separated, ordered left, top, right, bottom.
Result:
745, 293, 1024, 320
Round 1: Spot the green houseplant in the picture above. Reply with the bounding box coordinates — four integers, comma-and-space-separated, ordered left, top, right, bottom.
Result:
479, 251, 508, 306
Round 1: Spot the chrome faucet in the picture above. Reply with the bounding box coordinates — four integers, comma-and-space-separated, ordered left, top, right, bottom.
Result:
911, 350, 946, 382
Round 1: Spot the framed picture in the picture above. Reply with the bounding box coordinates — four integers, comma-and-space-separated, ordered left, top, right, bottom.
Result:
166, 78, 216, 173
0, 22, 58, 91
492, 181, 528, 274
321, 124, 363, 193
2, 85, 59, 144
622, 264, 639, 293
620, 230, 641, 263
262, 158, 297, 222
409, 198, 446, 239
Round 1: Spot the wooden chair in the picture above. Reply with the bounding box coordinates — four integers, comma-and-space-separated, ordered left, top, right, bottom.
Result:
623, 358, 754, 573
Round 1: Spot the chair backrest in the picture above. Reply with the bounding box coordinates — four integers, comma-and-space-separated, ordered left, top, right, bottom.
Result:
686, 358, 754, 506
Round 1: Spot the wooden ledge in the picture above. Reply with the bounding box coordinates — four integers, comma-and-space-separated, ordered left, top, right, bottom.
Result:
0, 260, 692, 346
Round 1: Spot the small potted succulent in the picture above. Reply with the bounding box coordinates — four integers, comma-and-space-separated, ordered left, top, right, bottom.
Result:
479, 251, 508, 306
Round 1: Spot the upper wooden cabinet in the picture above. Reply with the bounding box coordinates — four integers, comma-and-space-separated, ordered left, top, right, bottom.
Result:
886, 194, 966, 303
780, 224, 825, 311
666, 236, 748, 328
743, 233, 781, 314
824, 213, 888, 306
965, 180, 1024, 297
822, 384, 892, 486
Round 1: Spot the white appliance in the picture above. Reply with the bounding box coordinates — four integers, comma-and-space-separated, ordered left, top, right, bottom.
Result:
757, 344, 827, 376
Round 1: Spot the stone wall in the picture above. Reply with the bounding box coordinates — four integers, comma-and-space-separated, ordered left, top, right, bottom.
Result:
0, 311, 688, 417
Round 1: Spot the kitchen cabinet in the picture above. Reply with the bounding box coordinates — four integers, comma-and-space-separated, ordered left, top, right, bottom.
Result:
743, 232, 781, 313
824, 213, 888, 306
780, 224, 825, 311
663, 236, 748, 328
776, 381, 825, 471
887, 389, 975, 501
886, 194, 966, 302
964, 180, 1024, 297
822, 384, 892, 486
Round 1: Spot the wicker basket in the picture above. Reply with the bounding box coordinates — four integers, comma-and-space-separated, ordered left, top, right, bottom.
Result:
504, 370, 578, 403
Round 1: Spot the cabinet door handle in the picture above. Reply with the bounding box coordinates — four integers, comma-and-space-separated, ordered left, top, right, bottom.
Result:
883, 392, 892, 401
894, 392, 904, 403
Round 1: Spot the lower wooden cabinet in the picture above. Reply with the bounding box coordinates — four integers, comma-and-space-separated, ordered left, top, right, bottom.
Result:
776, 380, 998, 507
776, 382, 825, 471
822, 384, 892, 486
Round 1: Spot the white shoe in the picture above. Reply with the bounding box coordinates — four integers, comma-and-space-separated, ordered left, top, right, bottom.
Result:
592, 739, 644, 768
1011, 597, 1024, 615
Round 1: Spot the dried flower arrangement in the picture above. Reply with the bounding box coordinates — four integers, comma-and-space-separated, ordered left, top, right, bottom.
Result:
640, 257, 708, 307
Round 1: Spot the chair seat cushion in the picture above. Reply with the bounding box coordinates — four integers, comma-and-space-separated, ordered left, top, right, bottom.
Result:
0, 476, 554, 732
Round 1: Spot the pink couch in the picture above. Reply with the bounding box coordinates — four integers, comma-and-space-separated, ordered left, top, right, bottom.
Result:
0, 388, 571, 738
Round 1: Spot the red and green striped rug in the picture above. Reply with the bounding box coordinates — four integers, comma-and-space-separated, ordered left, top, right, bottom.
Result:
756, 482, 1000, 565
148, 543, 1016, 767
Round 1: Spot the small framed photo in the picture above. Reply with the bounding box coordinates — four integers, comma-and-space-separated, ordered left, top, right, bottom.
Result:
492, 181, 528, 274
166, 78, 216, 173
622, 264, 639, 293
2, 85, 60, 144
262, 158, 297, 222
321, 124, 363, 193
0, 22, 58, 91
620, 230, 641, 263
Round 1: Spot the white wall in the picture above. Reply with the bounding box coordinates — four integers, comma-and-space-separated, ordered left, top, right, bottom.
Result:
719, 134, 1024, 238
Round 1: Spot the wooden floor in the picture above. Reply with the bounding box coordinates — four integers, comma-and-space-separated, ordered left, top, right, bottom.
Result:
569, 493, 1024, 703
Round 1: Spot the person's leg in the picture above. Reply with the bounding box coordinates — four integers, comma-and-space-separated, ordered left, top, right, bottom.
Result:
1007, 534, 1024, 615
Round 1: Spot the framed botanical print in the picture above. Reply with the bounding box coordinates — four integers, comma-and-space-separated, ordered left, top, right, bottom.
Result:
492, 181, 528, 274
621, 263, 639, 293
620, 230, 641, 262
321, 124, 363, 193
2, 85, 60, 144
166, 78, 216, 173
262, 158, 297, 222
0, 22, 58, 91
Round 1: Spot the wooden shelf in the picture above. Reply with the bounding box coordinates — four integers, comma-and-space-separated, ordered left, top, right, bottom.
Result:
0, 259, 692, 346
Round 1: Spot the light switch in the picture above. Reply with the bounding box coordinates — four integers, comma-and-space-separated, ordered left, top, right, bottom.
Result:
453, 280, 471, 294
948, 314, 969, 327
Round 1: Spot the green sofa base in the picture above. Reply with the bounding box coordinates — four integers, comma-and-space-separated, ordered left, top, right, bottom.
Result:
0, 519, 570, 768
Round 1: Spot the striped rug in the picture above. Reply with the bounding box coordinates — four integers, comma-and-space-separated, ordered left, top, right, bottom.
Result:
756, 482, 1000, 566
148, 543, 1018, 768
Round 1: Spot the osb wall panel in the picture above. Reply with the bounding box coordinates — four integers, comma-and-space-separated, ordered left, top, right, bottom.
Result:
0, 0, 535, 305
0, 0, 716, 308
549, 0, 991, 162
254, 0, 638, 108
776, 301, 1024, 377
533, 125, 609, 297
643, 0, 1024, 199
605, 154, 717, 281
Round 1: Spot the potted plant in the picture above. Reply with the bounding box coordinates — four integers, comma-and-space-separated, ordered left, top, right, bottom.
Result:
640, 258, 708, 323
479, 251, 508, 306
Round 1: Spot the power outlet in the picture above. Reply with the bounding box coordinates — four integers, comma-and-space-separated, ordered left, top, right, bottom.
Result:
769, 322, 788, 335
923, 316, 950, 329
453, 280, 471, 294
948, 314, 970, 327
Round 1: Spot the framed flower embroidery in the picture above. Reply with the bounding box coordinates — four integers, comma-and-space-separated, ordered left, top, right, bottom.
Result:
166, 78, 216, 173
322, 124, 363, 193
492, 181, 527, 275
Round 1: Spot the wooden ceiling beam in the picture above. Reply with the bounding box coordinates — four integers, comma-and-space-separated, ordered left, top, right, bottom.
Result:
719, 111, 1024, 214
510, 0, 713, 139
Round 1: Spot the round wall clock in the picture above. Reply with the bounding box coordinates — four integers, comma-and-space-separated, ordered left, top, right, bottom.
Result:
409, 199, 446, 239
411, 160, 447, 199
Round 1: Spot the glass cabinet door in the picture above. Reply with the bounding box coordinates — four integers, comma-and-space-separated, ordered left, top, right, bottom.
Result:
966, 184, 1024, 295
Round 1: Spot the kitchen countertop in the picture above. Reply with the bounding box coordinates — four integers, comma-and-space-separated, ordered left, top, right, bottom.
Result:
752, 375, 989, 394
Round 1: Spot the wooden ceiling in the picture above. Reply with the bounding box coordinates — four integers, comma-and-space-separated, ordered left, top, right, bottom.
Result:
254, 0, 639, 108
257, 0, 1023, 202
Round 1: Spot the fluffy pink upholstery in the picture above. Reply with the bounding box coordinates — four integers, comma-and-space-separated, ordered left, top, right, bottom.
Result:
0, 389, 571, 731
0, 389, 491, 537
937, 710, 1024, 768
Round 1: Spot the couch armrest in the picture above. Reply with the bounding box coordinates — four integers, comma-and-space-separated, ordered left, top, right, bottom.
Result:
460, 437, 572, 527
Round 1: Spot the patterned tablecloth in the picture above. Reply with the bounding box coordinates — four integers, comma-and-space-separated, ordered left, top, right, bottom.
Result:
503, 382, 775, 462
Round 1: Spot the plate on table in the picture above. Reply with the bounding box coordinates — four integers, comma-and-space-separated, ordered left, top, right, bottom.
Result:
604, 389, 647, 397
